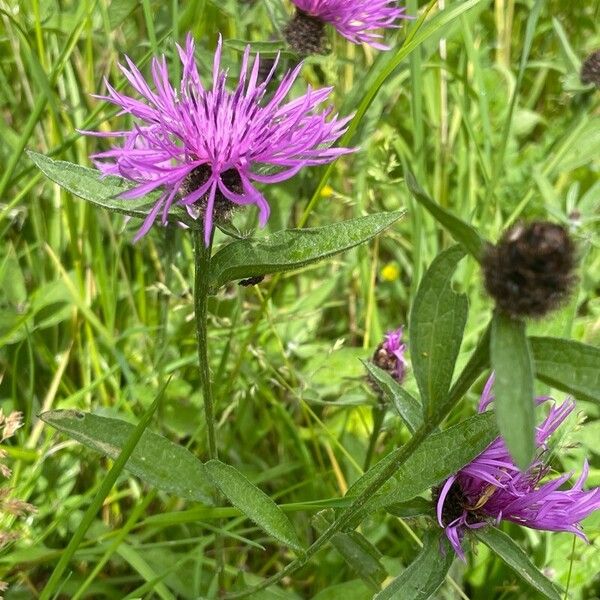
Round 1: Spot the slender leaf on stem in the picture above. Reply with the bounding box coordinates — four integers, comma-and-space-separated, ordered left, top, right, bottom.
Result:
385, 497, 434, 519
205, 460, 304, 553
374, 530, 454, 600
530, 336, 600, 404
39, 385, 165, 600
363, 361, 423, 433
475, 527, 561, 600
410, 245, 468, 419
346, 412, 498, 512
313, 510, 386, 591
225, 39, 293, 58
405, 170, 487, 261
208, 211, 404, 292
41, 410, 215, 504
27, 151, 197, 227
490, 312, 536, 470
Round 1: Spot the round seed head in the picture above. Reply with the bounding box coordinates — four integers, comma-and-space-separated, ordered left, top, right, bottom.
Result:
581, 49, 600, 87
483, 221, 577, 318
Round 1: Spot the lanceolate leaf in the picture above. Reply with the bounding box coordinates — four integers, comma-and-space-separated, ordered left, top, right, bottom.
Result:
410, 246, 468, 419
374, 530, 454, 600
208, 211, 404, 292
28, 151, 197, 227
490, 312, 536, 470
346, 413, 498, 511
385, 497, 434, 519
530, 336, 600, 404
405, 170, 487, 261
205, 460, 304, 553
313, 510, 386, 591
475, 527, 561, 600
225, 39, 294, 58
41, 410, 215, 505
363, 361, 423, 433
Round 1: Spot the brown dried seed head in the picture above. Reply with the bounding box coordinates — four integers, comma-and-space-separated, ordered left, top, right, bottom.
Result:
2, 498, 37, 516
1, 411, 23, 441
581, 49, 600, 87
483, 221, 577, 318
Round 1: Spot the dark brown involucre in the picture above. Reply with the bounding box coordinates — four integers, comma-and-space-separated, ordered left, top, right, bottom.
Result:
581, 49, 600, 87
284, 10, 328, 56
483, 221, 577, 318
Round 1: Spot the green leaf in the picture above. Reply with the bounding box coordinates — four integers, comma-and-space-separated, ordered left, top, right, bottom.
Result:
313, 510, 386, 591
363, 362, 423, 433
39, 386, 164, 600
205, 460, 304, 553
385, 497, 434, 519
346, 413, 498, 512
27, 151, 197, 228
490, 313, 535, 470
224, 39, 294, 58
405, 170, 487, 261
374, 530, 454, 600
40, 410, 215, 505
530, 337, 600, 404
410, 246, 469, 419
208, 211, 404, 292
474, 527, 561, 600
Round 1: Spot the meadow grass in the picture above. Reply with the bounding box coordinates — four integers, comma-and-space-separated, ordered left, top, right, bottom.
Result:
1, 0, 599, 598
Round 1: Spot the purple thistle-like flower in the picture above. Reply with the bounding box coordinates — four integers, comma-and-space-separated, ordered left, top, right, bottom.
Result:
436, 375, 600, 561
83, 34, 354, 244
289, 0, 408, 50
372, 327, 407, 383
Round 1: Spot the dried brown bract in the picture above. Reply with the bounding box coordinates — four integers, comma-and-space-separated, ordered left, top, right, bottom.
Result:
483, 221, 577, 318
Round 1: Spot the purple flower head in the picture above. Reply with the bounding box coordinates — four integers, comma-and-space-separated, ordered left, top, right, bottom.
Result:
436, 375, 600, 560
289, 0, 408, 50
83, 34, 354, 244
372, 326, 407, 383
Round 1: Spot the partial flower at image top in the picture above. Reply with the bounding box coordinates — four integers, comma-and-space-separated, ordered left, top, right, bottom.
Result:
286, 0, 408, 52
83, 34, 355, 244
435, 375, 600, 560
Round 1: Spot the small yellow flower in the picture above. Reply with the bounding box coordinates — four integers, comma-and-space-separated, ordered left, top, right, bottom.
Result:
320, 184, 334, 197
381, 262, 399, 281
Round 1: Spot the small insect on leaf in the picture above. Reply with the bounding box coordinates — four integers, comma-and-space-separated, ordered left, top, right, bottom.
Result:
239, 276, 265, 287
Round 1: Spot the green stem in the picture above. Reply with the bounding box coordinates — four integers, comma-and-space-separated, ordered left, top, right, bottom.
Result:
193, 229, 218, 461
192, 228, 226, 592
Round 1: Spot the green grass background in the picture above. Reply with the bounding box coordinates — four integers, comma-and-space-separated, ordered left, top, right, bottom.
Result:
0, 0, 599, 597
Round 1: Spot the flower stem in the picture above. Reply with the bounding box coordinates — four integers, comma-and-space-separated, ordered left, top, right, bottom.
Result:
193, 228, 217, 460
193, 228, 226, 590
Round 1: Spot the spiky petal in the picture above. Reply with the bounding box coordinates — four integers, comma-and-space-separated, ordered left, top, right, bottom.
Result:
83, 34, 354, 244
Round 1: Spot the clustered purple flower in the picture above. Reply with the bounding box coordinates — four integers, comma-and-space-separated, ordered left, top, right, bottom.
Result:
371, 326, 408, 385
290, 0, 408, 49
436, 375, 600, 560
382, 327, 407, 381
84, 35, 354, 244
